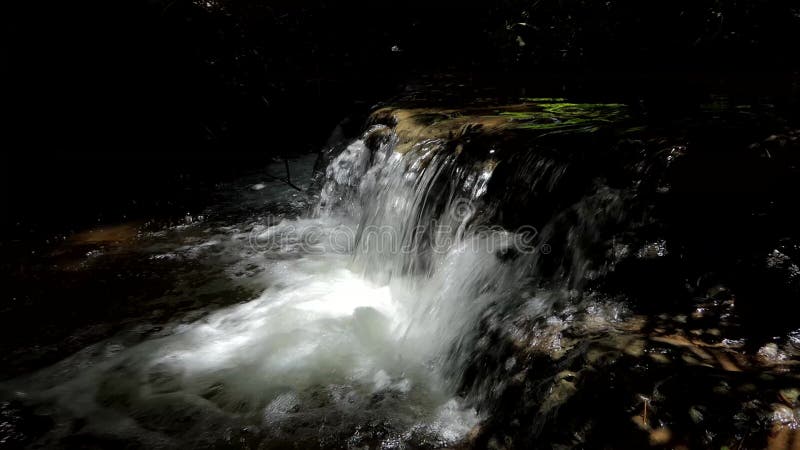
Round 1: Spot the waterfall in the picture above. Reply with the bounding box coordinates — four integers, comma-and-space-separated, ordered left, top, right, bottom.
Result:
2, 107, 636, 449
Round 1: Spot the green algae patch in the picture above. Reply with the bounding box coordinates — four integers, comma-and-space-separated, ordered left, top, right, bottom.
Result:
371, 100, 631, 153
497, 102, 628, 131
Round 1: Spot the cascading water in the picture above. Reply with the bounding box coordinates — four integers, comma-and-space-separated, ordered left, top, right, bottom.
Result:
5, 101, 800, 449
315, 125, 547, 393
2, 116, 575, 448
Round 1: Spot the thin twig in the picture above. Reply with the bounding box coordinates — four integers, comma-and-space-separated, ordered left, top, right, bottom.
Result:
263, 158, 303, 192
643, 400, 648, 425
284, 158, 293, 185
263, 173, 303, 191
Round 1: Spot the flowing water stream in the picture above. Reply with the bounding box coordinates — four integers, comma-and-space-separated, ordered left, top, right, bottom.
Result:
1, 125, 541, 448
3, 101, 800, 449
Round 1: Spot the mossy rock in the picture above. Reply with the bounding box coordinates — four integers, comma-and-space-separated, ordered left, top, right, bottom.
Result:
371, 100, 631, 153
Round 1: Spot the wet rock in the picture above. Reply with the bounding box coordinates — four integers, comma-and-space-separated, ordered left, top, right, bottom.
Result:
688, 406, 705, 424
370, 101, 630, 154
767, 403, 800, 450
648, 353, 671, 364
538, 371, 578, 415
649, 427, 672, 446
771, 403, 797, 425
780, 389, 800, 407
624, 339, 646, 358
759, 343, 785, 363
363, 125, 393, 153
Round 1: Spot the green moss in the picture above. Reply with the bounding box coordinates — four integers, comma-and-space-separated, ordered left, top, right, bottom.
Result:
493, 101, 628, 132
412, 113, 453, 126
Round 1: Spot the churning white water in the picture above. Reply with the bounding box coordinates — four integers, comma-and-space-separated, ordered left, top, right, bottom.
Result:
3, 125, 550, 448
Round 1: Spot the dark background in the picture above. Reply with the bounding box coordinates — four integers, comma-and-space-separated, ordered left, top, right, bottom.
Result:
3, 0, 800, 234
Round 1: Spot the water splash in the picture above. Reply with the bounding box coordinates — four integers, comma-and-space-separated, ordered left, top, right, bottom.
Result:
3, 113, 622, 448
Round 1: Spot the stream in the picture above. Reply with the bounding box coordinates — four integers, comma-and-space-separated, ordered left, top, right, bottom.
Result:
2, 99, 800, 449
